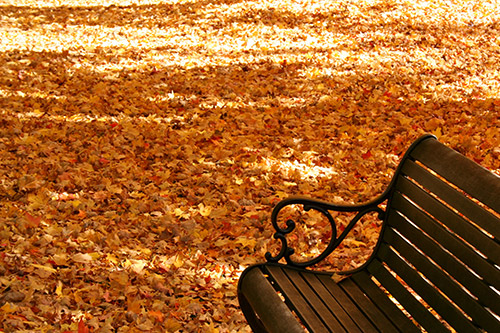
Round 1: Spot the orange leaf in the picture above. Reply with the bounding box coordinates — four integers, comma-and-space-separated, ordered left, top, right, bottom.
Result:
149, 310, 165, 322
362, 151, 372, 159
78, 320, 89, 333
25, 213, 41, 228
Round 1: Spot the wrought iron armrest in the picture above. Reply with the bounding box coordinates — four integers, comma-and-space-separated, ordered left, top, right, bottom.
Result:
265, 196, 386, 268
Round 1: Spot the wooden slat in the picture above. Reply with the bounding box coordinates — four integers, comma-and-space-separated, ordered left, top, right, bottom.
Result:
351, 271, 421, 333
340, 278, 400, 332
409, 138, 500, 213
301, 273, 362, 333
378, 243, 481, 332
317, 275, 377, 332
400, 159, 500, 239
389, 193, 500, 292
382, 228, 500, 331
395, 174, 500, 265
239, 267, 306, 333
385, 208, 500, 314
266, 266, 329, 333
367, 260, 449, 333
284, 269, 347, 332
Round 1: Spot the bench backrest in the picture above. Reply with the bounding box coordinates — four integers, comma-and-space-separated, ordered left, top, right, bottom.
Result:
367, 137, 500, 332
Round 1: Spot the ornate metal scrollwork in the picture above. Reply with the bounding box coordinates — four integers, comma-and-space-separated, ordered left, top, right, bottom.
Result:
265, 197, 385, 268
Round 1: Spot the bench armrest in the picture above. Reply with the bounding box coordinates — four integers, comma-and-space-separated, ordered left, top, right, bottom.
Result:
265, 196, 386, 268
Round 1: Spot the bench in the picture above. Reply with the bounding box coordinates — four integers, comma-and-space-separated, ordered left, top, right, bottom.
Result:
238, 134, 500, 332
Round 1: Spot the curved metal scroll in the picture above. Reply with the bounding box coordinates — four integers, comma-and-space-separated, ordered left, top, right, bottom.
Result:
265, 199, 385, 268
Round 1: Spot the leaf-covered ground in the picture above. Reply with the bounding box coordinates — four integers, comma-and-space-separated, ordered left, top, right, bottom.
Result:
0, 0, 499, 331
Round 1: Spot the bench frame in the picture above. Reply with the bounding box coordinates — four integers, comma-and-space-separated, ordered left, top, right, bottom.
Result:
238, 135, 500, 333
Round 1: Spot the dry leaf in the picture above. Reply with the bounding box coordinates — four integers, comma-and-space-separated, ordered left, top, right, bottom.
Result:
72, 253, 93, 263
331, 273, 351, 283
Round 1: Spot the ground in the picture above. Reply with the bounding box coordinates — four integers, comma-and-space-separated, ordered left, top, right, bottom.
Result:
0, 0, 499, 332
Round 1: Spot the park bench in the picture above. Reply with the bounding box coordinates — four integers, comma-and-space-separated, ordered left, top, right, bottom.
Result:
238, 134, 500, 332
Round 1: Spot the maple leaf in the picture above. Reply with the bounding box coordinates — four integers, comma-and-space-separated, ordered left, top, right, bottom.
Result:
78, 320, 90, 333
24, 212, 41, 227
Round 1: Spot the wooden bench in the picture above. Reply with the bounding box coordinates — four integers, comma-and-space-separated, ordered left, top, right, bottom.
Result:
238, 135, 500, 332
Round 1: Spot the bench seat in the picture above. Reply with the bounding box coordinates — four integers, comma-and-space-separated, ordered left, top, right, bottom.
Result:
240, 265, 421, 333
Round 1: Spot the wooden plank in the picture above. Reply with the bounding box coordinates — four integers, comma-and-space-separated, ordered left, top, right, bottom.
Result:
389, 194, 500, 292
351, 271, 421, 333
265, 266, 329, 333
400, 159, 500, 239
340, 278, 400, 333
378, 241, 482, 332
316, 275, 378, 332
409, 139, 500, 213
284, 269, 347, 332
367, 260, 449, 333
239, 267, 306, 333
385, 209, 500, 314
395, 174, 500, 265
301, 273, 361, 333
382, 228, 500, 332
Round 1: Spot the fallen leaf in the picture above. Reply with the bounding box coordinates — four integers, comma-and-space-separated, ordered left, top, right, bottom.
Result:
72, 253, 93, 263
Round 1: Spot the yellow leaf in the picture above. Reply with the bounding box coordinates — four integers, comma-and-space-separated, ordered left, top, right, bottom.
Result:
198, 203, 213, 217
27, 193, 49, 210
235, 237, 257, 249
432, 127, 443, 138
32, 264, 56, 273
74, 291, 83, 304
89, 252, 101, 260
123, 258, 132, 268
344, 238, 367, 247
71, 200, 82, 208
198, 229, 209, 239
1, 302, 17, 313
55, 281, 63, 296
130, 191, 146, 198
173, 255, 184, 268
275, 191, 288, 199
174, 208, 190, 219
106, 253, 119, 265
